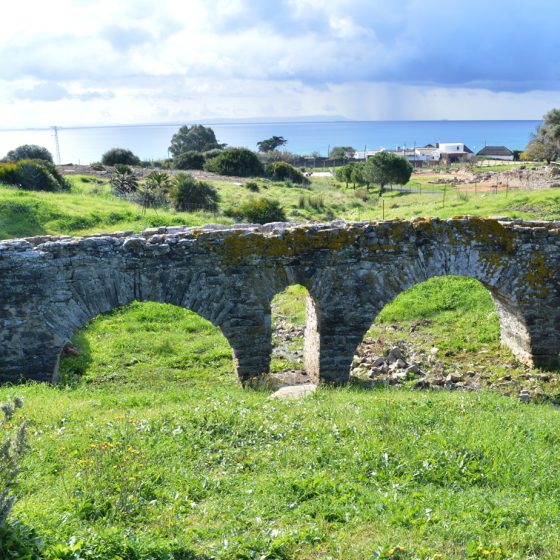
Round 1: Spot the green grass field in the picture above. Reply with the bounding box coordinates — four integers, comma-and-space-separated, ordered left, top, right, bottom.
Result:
2, 173, 560, 240
1, 171, 560, 559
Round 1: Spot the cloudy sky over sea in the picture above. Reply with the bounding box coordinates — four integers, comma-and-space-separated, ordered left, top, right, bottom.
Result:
1, 0, 559, 128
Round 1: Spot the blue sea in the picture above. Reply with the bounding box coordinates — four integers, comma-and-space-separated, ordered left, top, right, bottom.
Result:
0, 120, 540, 165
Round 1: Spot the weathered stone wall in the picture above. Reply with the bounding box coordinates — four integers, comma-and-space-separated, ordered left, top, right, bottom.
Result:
1, 217, 559, 385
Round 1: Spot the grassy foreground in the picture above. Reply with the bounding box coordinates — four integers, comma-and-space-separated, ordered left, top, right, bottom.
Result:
1, 279, 559, 559
1, 172, 560, 558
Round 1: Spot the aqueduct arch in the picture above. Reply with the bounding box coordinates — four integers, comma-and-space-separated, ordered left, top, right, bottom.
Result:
0, 218, 559, 385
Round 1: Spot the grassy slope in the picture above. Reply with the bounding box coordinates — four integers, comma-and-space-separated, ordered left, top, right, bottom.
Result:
1, 172, 560, 558
2, 173, 560, 241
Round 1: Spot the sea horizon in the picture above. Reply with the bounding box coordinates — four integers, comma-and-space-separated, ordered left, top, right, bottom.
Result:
0, 119, 541, 165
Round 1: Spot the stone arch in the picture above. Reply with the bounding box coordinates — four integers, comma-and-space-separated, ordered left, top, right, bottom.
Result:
19, 263, 272, 384
303, 260, 546, 385
349, 274, 527, 381
56, 301, 238, 384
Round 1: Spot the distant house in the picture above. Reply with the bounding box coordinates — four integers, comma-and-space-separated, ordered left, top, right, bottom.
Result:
414, 146, 440, 163
352, 148, 385, 159
477, 146, 514, 161
437, 142, 475, 163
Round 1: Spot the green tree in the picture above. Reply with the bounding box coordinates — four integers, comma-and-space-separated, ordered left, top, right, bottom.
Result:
350, 162, 368, 188
5, 144, 53, 162
257, 136, 287, 153
364, 151, 412, 196
101, 148, 141, 166
329, 146, 355, 160
169, 125, 223, 156
204, 148, 264, 177
524, 109, 560, 162
335, 164, 354, 188
170, 173, 220, 212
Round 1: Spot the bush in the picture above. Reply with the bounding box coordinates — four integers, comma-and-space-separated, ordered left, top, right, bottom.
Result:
110, 165, 138, 195
0, 520, 43, 559
267, 161, 309, 185
170, 173, 220, 212
0, 163, 19, 185
101, 148, 141, 166
133, 171, 171, 211
5, 144, 53, 162
173, 151, 205, 170
0, 160, 69, 191
233, 198, 286, 224
204, 148, 264, 177
245, 181, 260, 192
202, 148, 223, 159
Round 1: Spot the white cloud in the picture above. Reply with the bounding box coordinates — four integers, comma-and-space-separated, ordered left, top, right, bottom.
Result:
0, 0, 558, 126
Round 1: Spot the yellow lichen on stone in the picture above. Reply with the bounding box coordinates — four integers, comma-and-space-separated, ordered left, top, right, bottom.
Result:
465, 217, 514, 253
525, 251, 552, 298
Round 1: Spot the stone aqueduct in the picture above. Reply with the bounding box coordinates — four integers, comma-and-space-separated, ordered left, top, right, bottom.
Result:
0, 217, 559, 385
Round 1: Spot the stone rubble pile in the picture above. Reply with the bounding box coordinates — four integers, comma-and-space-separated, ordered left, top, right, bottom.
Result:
268, 318, 558, 403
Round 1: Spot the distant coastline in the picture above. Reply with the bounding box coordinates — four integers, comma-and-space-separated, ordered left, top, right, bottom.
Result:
0, 119, 541, 164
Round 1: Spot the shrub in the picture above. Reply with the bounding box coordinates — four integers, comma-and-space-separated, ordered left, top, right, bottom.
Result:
202, 148, 223, 159
110, 165, 138, 195
0, 520, 43, 559
170, 173, 220, 212
144, 171, 171, 193
0, 160, 69, 192
101, 148, 141, 166
134, 172, 171, 211
5, 144, 53, 162
0, 163, 19, 185
204, 148, 264, 177
234, 198, 286, 224
245, 181, 260, 192
173, 151, 205, 170
267, 161, 309, 185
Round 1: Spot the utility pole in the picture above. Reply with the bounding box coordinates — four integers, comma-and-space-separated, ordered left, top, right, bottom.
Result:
52, 126, 61, 164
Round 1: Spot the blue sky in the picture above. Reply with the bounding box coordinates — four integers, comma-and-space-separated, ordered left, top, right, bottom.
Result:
0, 0, 558, 127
